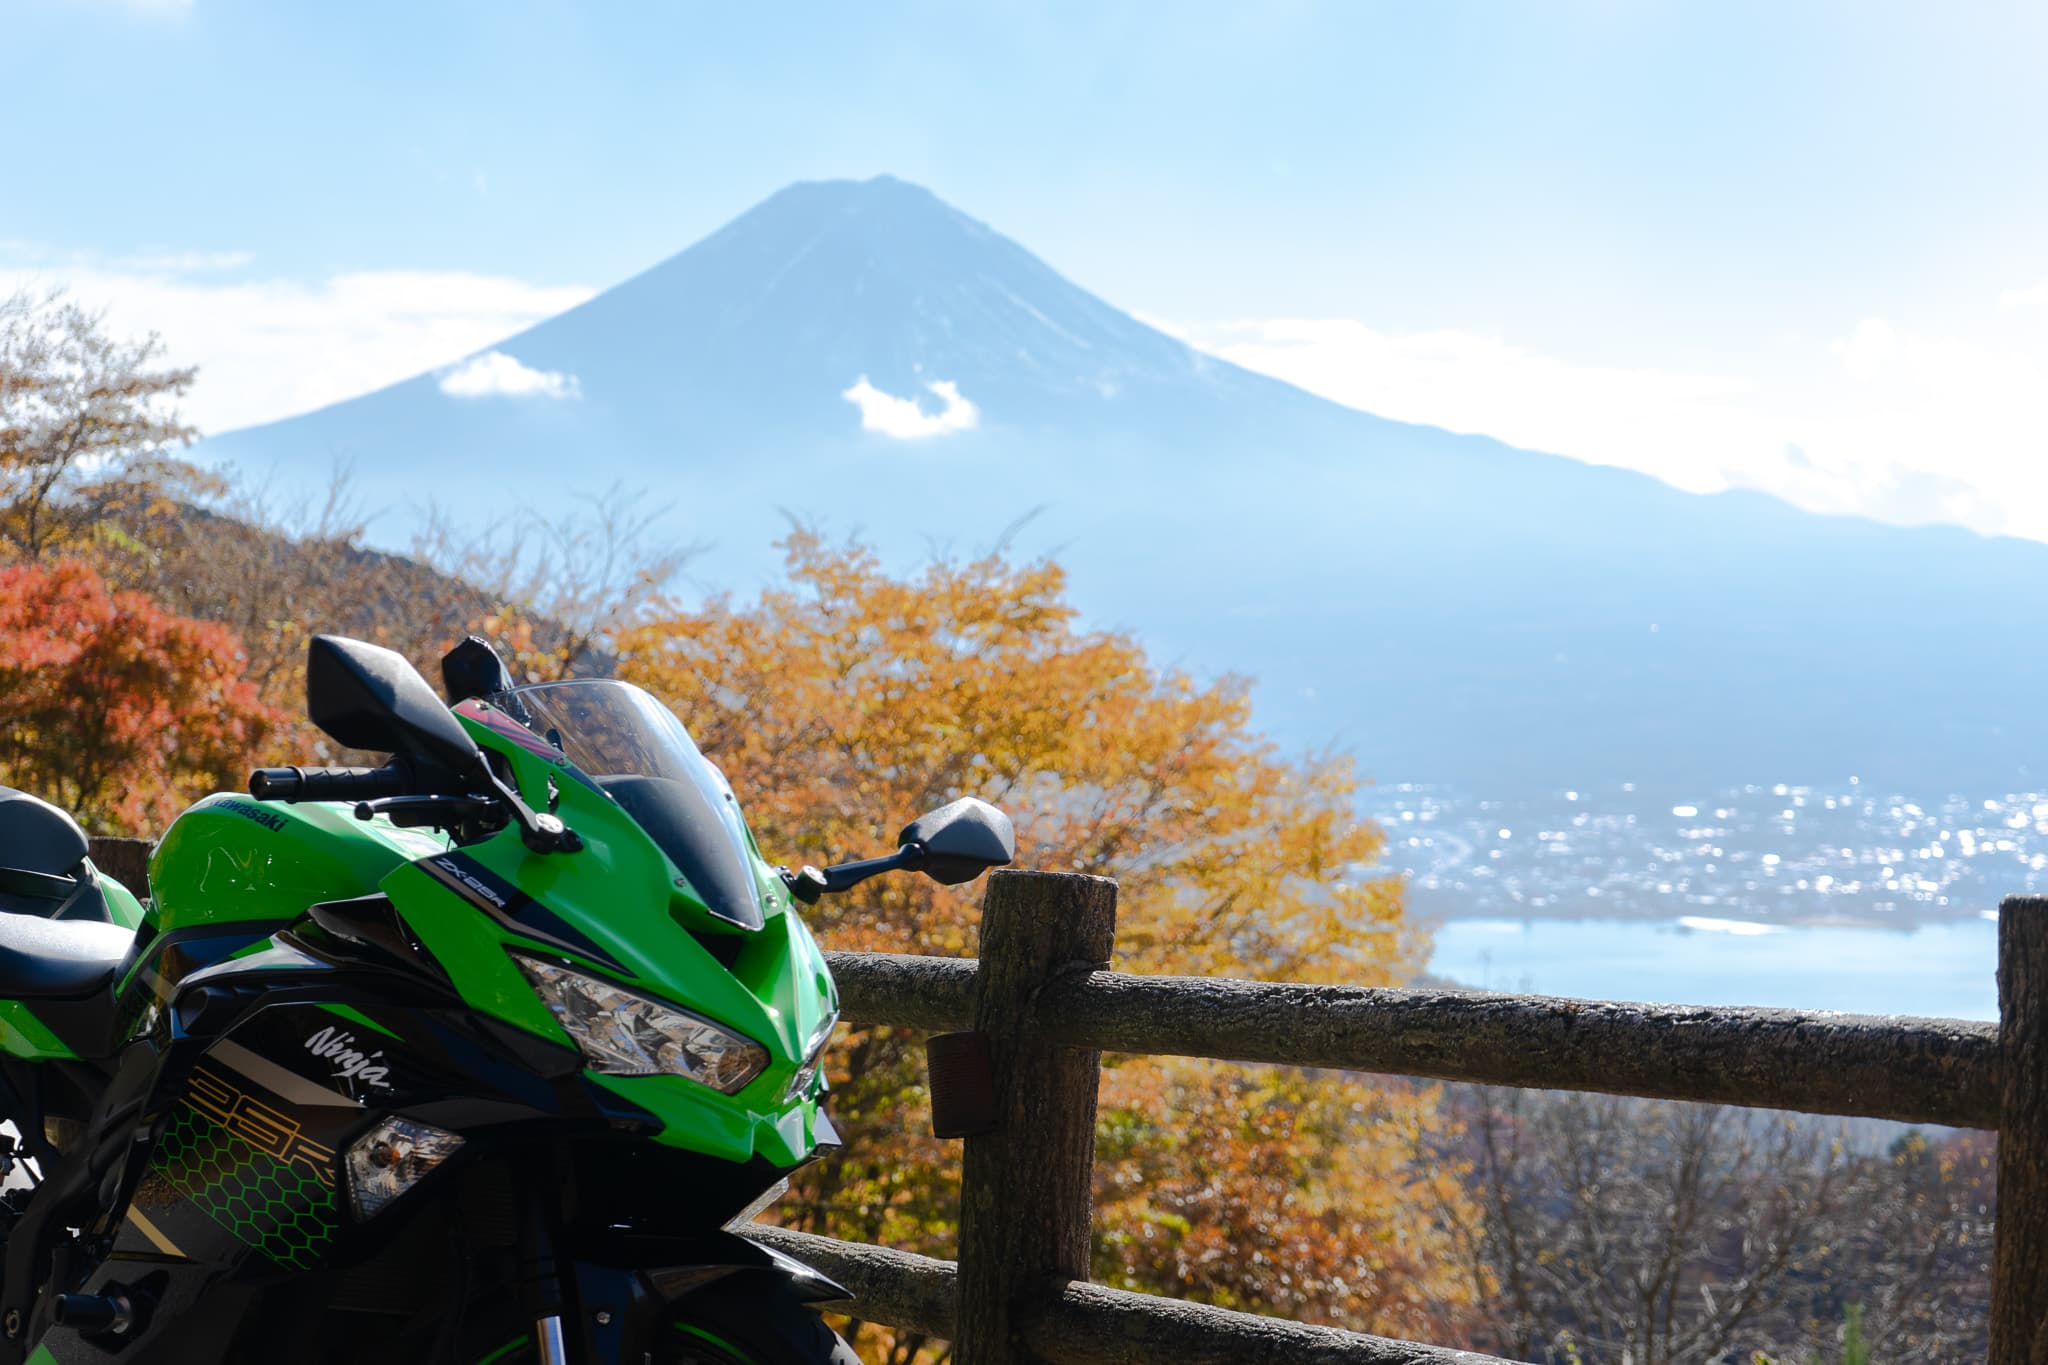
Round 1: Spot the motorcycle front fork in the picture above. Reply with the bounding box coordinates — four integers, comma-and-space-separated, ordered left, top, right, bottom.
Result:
520, 1245, 643, 1365
514, 1153, 665, 1365
518, 1181, 573, 1365
534, 1313, 572, 1365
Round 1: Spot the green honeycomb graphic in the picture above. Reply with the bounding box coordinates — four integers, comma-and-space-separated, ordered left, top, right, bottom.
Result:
150, 1103, 337, 1270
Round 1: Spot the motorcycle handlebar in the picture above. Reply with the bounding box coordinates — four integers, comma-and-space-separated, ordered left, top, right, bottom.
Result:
249, 764, 408, 803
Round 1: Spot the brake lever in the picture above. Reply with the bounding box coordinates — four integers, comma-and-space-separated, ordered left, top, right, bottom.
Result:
471, 763, 583, 854
352, 795, 497, 829
352, 765, 581, 853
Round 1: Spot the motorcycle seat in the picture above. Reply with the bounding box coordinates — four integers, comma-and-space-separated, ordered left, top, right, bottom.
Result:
0, 787, 91, 878
0, 787, 116, 923
0, 912, 134, 999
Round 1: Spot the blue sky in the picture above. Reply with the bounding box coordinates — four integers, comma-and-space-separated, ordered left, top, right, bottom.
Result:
8, 0, 2047, 535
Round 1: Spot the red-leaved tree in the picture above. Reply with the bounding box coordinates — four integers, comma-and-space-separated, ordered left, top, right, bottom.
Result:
0, 559, 282, 834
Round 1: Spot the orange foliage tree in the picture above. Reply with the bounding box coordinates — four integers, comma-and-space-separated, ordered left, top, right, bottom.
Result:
616, 533, 1476, 1359
0, 559, 282, 834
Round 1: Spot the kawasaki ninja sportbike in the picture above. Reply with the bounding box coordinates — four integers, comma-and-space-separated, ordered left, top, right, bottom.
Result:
0, 634, 1014, 1364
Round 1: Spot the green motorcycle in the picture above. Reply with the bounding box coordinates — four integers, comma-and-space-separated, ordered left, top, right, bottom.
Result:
0, 634, 1013, 1364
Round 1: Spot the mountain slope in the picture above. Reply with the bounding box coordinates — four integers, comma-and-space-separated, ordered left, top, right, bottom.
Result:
198, 177, 2048, 795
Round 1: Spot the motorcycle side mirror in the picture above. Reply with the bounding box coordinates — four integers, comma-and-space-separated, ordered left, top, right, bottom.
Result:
784, 797, 1016, 904
898, 797, 1016, 885
308, 634, 486, 777
441, 635, 519, 704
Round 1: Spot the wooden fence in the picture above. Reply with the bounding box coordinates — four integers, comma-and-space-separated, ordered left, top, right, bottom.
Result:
86, 838, 150, 905
85, 843, 2048, 1364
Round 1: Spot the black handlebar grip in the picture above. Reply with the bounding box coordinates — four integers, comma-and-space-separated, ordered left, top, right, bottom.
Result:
248, 767, 301, 800
248, 765, 407, 803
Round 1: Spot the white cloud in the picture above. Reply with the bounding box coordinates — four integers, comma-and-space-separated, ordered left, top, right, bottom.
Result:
1162, 316, 1758, 494
113, 249, 252, 272
0, 248, 594, 433
1164, 298, 2048, 541
438, 350, 580, 400
1999, 278, 2048, 311
842, 376, 980, 439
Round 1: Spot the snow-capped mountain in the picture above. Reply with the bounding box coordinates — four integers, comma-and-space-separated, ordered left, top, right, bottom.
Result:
198, 177, 2048, 795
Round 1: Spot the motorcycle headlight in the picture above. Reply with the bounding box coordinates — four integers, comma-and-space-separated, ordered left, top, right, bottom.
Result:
514, 956, 769, 1095
781, 1009, 840, 1104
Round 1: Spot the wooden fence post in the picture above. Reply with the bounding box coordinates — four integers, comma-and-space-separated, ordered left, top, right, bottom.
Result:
1993, 894, 2048, 1365
953, 870, 1119, 1365
86, 836, 151, 900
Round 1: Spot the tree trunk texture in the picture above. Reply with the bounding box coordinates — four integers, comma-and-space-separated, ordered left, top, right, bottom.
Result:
1036, 971, 1999, 1128
828, 952, 1997, 1129
85, 836, 150, 899
953, 870, 1118, 1365
1023, 1280, 1512, 1365
1993, 895, 2048, 1365
745, 1226, 1517, 1364
825, 950, 975, 1032
744, 1224, 958, 1339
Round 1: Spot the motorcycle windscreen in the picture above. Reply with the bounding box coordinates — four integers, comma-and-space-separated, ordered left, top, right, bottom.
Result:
592, 774, 762, 930
496, 679, 765, 930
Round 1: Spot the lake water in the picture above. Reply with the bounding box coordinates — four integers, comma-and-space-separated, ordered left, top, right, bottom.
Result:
1426, 914, 2000, 1020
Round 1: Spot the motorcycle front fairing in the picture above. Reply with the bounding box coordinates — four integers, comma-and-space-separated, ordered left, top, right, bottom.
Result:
9, 696, 843, 1363
417, 689, 841, 1166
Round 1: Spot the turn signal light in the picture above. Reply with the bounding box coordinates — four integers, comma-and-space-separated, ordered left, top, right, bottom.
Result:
344, 1116, 465, 1219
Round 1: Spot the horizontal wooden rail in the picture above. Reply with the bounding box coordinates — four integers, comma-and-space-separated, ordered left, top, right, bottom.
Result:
746, 1226, 1511, 1364
1042, 972, 1999, 1129
746, 1225, 958, 1340
823, 950, 976, 1032
824, 952, 1998, 1128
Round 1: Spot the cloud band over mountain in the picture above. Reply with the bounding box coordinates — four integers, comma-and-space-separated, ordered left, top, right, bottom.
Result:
439, 351, 582, 400
841, 376, 979, 438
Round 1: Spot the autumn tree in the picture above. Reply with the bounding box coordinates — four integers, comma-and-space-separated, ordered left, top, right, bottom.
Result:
1095, 1061, 1477, 1345
0, 290, 203, 562
0, 559, 283, 834
615, 532, 1475, 1360
1826, 1129, 1994, 1361
1418, 1090, 1854, 1364
1418, 1089, 1995, 1364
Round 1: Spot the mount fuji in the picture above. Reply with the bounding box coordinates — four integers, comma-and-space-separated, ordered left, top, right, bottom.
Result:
198, 176, 2048, 795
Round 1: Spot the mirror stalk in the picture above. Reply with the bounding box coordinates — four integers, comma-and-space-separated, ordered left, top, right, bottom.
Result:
785, 846, 927, 904
782, 797, 1015, 904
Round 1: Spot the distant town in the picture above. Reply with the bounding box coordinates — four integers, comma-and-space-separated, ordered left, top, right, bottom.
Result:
1360, 781, 2048, 926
